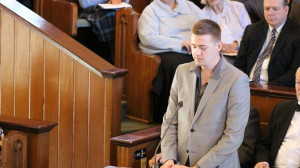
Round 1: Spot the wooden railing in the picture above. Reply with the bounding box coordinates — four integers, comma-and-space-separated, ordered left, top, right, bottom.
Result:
111, 84, 296, 168
0, 0, 128, 167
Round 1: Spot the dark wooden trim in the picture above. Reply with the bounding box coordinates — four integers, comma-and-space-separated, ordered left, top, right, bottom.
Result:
101, 69, 129, 79
0, 0, 127, 79
250, 83, 296, 99
0, 115, 57, 134
111, 126, 161, 147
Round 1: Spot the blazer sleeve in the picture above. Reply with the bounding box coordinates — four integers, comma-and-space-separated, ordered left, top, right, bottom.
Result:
234, 25, 251, 74
197, 74, 250, 167
255, 104, 279, 165
161, 66, 180, 162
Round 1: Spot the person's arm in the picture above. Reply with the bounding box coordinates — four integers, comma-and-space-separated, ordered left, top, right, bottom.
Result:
234, 25, 251, 73
196, 74, 250, 167
137, 7, 185, 54
268, 32, 300, 87
254, 104, 279, 166
78, 0, 108, 8
160, 66, 180, 164
235, 3, 251, 46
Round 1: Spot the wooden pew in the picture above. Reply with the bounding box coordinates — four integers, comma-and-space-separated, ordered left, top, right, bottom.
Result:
33, 0, 151, 36
111, 84, 296, 168
114, 7, 160, 123
2, 131, 27, 168
0, 0, 127, 167
1, 115, 57, 168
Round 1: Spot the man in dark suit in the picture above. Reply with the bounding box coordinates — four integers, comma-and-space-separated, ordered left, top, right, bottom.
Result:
234, 0, 300, 87
254, 67, 300, 168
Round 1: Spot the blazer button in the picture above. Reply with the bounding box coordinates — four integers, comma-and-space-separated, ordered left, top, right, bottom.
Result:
186, 150, 189, 153
190, 129, 195, 132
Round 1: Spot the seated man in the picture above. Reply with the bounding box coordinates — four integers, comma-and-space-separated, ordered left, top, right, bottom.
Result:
254, 67, 300, 168
234, 0, 300, 87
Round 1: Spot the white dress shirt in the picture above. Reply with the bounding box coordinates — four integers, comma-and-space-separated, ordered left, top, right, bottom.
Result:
274, 102, 300, 168
249, 23, 284, 84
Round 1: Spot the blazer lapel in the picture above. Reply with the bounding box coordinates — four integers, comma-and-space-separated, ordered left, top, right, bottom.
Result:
192, 57, 226, 123
187, 63, 198, 119
248, 22, 269, 69
270, 19, 293, 62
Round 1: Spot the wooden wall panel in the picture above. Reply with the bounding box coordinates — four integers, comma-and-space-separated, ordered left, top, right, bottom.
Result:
58, 51, 74, 168
14, 20, 30, 118
30, 32, 45, 120
0, 1, 126, 167
44, 40, 60, 168
0, 11, 15, 116
89, 72, 105, 168
74, 62, 89, 168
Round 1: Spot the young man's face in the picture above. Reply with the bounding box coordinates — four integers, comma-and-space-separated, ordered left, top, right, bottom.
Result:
264, 0, 289, 29
191, 34, 222, 67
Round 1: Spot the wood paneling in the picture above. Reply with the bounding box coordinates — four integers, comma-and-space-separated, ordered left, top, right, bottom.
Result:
30, 32, 44, 120
15, 20, 30, 118
0, 12, 15, 116
44, 40, 60, 168
0, 1, 128, 167
58, 51, 74, 168
74, 62, 89, 168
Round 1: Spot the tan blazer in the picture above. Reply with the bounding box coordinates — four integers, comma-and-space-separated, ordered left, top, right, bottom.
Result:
161, 57, 250, 168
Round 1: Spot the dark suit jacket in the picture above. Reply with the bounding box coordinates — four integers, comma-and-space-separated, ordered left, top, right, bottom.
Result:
234, 18, 300, 87
238, 105, 260, 168
255, 100, 298, 167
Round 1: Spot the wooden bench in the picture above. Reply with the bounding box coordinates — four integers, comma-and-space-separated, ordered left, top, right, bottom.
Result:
33, 0, 151, 36
111, 83, 296, 168
1, 115, 57, 168
114, 7, 161, 123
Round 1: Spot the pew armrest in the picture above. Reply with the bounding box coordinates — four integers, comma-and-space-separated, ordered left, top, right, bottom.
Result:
50, 0, 78, 36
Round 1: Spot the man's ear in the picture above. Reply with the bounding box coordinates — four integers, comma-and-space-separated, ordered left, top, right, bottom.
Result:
217, 41, 223, 52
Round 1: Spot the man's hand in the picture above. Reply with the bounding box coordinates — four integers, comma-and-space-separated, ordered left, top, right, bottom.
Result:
182, 40, 191, 54
108, 0, 122, 5
149, 153, 163, 167
221, 42, 238, 54
254, 162, 270, 168
161, 159, 174, 168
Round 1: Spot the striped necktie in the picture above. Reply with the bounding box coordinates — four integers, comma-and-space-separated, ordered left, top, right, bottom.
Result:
252, 29, 277, 83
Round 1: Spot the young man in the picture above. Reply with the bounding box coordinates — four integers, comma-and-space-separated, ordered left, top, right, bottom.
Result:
160, 19, 250, 168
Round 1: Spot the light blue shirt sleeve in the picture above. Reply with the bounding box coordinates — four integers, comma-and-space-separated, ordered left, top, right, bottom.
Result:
79, 0, 109, 9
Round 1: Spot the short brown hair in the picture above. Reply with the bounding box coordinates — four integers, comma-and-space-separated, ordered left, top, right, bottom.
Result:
192, 19, 221, 42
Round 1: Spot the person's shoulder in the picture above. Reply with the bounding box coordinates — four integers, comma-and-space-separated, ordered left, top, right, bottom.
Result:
226, 0, 245, 7
178, 61, 196, 69
276, 100, 296, 108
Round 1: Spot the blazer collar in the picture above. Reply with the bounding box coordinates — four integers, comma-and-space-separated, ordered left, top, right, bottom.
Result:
191, 56, 227, 122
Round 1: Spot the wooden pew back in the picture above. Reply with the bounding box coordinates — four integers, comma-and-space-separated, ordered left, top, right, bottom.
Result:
115, 8, 161, 123
0, 0, 127, 167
